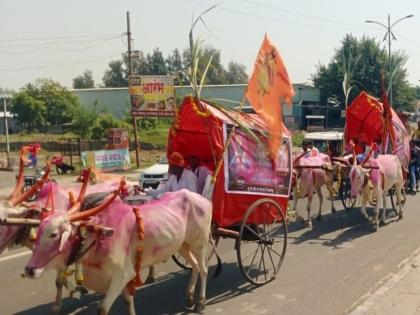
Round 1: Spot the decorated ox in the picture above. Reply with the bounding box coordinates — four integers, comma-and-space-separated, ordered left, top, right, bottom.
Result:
23, 184, 218, 315
349, 145, 404, 231
292, 152, 338, 228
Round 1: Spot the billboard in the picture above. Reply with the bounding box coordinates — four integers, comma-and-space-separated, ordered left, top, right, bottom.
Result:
224, 125, 292, 197
81, 149, 131, 172
129, 75, 176, 117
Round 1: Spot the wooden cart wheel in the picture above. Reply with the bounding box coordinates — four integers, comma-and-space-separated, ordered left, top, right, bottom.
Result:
339, 177, 356, 211
172, 232, 220, 271
237, 198, 287, 286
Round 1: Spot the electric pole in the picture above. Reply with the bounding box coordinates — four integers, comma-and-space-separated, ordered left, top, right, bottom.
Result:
127, 11, 140, 168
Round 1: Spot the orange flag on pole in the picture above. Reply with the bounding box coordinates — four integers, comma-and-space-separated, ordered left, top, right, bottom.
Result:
246, 34, 294, 159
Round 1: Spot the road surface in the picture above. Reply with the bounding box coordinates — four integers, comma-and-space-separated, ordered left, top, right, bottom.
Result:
0, 173, 419, 315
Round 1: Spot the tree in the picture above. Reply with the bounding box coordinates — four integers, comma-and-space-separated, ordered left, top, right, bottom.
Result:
146, 48, 167, 75
11, 92, 46, 131
11, 79, 80, 129
73, 70, 95, 89
312, 34, 416, 111
226, 61, 248, 84
166, 49, 185, 85
103, 60, 128, 87
416, 86, 420, 99
72, 106, 97, 138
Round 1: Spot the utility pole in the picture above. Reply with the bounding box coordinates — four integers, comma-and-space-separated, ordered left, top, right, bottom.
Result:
365, 14, 414, 107
2, 98, 10, 168
127, 11, 140, 168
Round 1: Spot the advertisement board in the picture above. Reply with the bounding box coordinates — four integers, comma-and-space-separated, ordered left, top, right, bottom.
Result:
81, 149, 131, 172
129, 75, 176, 117
223, 125, 291, 196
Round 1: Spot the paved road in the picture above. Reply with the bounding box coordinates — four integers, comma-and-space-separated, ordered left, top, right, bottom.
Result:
1, 174, 420, 315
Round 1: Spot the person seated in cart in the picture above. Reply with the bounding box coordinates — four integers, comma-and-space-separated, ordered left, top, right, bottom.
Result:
188, 156, 211, 195
145, 152, 197, 199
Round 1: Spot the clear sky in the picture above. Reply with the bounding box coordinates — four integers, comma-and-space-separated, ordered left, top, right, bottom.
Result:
1, 0, 419, 90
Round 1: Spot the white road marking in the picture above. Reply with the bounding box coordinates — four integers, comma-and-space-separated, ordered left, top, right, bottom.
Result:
0, 250, 31, 263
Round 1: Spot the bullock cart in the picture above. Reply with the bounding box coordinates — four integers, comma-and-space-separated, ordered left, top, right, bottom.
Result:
342, 92, 410, 212
168, 96, 292, 285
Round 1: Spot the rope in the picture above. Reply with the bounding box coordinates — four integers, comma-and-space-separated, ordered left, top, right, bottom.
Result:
126, 207, 145, 296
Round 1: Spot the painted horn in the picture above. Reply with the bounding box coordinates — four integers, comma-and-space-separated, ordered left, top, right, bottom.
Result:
11, 162, 52, 207
68, 168, 92, 214
69, 189, 119, 222
7, 152, 25, 201
0, 217, 41, 226
360, 143, 376, 167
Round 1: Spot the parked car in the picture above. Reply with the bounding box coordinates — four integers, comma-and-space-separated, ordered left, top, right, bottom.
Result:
139, 156, 169, 189
304, 131, 344, 157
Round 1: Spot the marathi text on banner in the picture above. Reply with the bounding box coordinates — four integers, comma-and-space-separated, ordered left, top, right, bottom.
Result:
223, 125, 291, 196
81, 149, 131, 172
129, 75, 176, 118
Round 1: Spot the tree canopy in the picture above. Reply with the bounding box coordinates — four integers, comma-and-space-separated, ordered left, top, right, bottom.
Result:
11, 79, 81, 131
102, 45, 248, 87
73, 70, 95, 89
312, 34, 416, 111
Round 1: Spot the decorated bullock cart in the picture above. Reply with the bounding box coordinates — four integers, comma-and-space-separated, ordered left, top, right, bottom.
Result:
341, 91, 410, 211
167, 96, 293, 285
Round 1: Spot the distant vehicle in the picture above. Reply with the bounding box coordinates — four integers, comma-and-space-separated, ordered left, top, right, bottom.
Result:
139, 155, 169, 189
234, 105, 255, 114
304, 131, 344, 157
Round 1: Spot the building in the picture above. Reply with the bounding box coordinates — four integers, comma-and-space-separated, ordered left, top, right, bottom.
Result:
73, 83, 321, 130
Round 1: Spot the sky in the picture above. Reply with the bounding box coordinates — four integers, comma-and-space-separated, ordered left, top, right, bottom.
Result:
1, 0, 420, 91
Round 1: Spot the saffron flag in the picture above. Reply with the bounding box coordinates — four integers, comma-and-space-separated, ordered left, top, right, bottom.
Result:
246, 34, 294, 159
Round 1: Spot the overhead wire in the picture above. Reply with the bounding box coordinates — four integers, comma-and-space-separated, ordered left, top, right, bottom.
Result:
0, 33, 124, 42
185, 0, 362, 31
0, 35, 123, 55
0, 54, 122, 72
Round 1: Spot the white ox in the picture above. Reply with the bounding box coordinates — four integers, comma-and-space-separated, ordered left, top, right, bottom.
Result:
292, 152, 338, 228
349, 151, 404, 231
23, 186, 217, 315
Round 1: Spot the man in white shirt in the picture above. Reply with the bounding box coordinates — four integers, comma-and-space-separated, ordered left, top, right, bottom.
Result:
146, 152, 197, 199
189, 156, 211, 194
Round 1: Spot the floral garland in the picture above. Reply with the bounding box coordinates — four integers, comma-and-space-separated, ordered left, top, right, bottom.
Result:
190, 95, 211, 118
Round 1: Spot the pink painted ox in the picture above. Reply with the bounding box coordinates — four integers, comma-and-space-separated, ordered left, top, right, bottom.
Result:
349, 148, 404, 231
292, 152, 337, 228
23, 186, 217, 315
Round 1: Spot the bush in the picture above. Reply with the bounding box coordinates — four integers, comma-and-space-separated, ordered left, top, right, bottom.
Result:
91, 113, 131, 140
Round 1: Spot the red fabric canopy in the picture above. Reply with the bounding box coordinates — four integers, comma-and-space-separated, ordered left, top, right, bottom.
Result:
345, 91, 410, 171
167, 96, 290, 227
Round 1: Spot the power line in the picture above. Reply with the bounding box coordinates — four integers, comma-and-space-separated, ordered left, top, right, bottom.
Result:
185, 0, 361, 31
0, 35, 123, 55
239, 0, 365, 28
0, 33, 123, 42
0, 34, 124, 48
0, 54, 121, 72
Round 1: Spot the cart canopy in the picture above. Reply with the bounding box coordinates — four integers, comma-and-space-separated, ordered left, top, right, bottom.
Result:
345, 91, 410, 171
168, 96, 292, 227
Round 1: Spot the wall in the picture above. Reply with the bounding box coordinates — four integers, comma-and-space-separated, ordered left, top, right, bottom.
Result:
73, 83, 320, 129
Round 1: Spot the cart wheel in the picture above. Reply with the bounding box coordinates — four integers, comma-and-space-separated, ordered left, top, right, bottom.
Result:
339, 177, 356, 211
389, 186, 406, 216
22, 183, 37, 202
237, 198, 287, 286
172, 233, 220, 271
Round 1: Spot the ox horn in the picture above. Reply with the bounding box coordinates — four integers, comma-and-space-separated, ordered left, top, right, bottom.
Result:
7, 152, 25, 202
0, 217, 41, 226
360, 143, 376, 167
10, 162, 52, 207
68, 178, 124, 222
68, 168, 92, 214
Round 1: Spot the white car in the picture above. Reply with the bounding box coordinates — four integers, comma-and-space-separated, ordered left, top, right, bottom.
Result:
139, 156, 169, 189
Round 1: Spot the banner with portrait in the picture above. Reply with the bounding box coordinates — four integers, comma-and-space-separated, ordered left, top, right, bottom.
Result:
129, 75, 176, 117
81, 149, 131, 172
224, 124, 292, 196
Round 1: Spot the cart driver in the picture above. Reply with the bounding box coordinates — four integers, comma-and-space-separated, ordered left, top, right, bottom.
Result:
189, 156, 211, 195
145, 152, 197, 199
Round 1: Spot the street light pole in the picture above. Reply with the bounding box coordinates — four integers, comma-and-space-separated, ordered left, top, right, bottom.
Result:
365, 14, 413, 107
